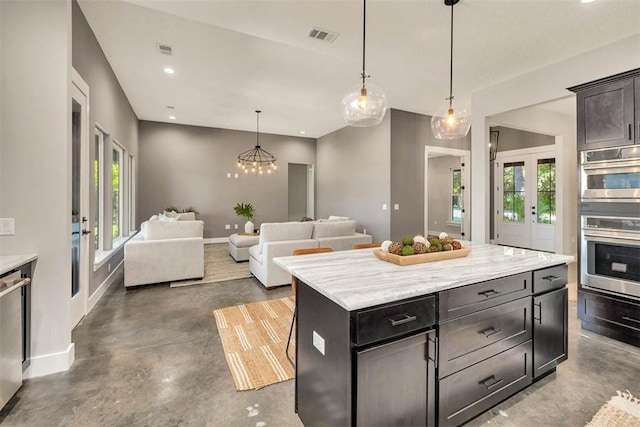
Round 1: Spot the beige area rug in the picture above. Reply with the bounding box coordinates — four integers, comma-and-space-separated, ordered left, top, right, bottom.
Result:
587, 390, 640, 427
213, 296, 296, 391
170, 243, 252, 287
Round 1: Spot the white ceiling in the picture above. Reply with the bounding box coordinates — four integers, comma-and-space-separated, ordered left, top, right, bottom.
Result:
78, 0, 640, 138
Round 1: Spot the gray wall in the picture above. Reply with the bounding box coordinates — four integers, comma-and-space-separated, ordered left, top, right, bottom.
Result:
317, 115, 391, 241
72, 1, 139, 295
137, 121, 316, 238
428, 156, 463, 237
390, 109, 470, 241
489, 126, 555, 239
288, 163, 308, 221
0, 0, 72, 374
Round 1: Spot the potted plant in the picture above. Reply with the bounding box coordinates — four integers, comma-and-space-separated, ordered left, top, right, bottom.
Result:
234, 202, 255, 234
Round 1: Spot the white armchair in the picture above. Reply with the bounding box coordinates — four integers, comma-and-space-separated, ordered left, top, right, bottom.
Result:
124, 219, 204, 287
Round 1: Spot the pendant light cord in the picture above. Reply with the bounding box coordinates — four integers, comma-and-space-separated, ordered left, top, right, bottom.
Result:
361, 0, 367, 86
448, 2, 454, 108
255, 110, 260, 148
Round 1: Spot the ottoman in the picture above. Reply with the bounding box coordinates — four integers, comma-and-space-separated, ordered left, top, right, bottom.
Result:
228, 233, 259, 262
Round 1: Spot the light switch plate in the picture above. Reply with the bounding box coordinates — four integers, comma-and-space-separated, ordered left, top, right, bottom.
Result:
382, 204, 388, 210
394, 204, 400, 210
0, 218, 15, 236
312, 331, 325, 355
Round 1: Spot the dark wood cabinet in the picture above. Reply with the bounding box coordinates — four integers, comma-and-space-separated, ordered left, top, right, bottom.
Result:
356, 332, 435, 427
533, 287, 568, 378
578, 289, 640, 347
576, 78, 635, 150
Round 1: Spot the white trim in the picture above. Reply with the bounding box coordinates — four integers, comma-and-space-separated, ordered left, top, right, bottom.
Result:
23, 343, 75, 379
495, 144, 555, 157
94, 126, 106, 254
205, 237, 229, 244
88, 259, 123, 313
93, 233, 136, 271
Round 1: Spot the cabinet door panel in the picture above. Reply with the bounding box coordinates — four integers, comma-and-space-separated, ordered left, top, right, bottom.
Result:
356, 332, 431, 427
577, 79, 634, 150
533, 287, 568, 378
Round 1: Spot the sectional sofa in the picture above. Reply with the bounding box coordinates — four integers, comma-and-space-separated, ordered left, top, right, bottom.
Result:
249, 219, 372, 288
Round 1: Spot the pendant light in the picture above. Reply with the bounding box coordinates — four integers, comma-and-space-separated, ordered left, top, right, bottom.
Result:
431, 0, 471, 140
341, 0, 387, 127
237, 110, 277, 175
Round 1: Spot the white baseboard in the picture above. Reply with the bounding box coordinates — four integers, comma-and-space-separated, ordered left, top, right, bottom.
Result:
88, 259, 123, 313
205, 237, 229, 244
24, 342, 75, 379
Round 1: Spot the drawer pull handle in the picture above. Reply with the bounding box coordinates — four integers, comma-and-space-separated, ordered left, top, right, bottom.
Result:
478, 289, 500, 298
479, 375, 503, 390
389, 314, 417, 327
478, 327, 502, 338
622, 316, 640, 325
542, 275, 562, 282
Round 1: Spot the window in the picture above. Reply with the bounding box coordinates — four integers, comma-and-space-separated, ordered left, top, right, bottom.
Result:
94, 129, 104, 252
128, 153, 136, 234
537, 158, 556, 224
503, 161, 526, 223
451, 169, 462, 223
112, 143, 123, 239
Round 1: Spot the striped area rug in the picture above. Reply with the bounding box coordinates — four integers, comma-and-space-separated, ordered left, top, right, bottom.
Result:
171, 243, 252, 288
213, 296, 296, 391
587, 390, 640, 427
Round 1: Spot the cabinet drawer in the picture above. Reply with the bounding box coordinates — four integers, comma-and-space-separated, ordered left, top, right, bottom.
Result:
533, 264, 567, 294
439, 272, 530, 322
579, 290, 640, 345
438, 340, 532, 427
353, 295, 435, 347
439, 297, 532, 378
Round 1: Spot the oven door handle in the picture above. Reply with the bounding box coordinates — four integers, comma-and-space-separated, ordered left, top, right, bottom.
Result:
582, 231, 640, 242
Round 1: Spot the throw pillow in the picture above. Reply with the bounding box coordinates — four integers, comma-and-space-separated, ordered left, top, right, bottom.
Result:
149, 215, 160, 221
163, 210, 180, 218
159, 213, 179, 221
328, 215, 350, 221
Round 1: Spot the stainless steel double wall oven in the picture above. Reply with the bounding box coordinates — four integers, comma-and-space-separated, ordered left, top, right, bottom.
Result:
579, 146, 640, 300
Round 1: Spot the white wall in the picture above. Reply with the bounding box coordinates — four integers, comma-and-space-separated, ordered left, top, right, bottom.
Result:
470, 34, 640, 244
0, 0, 73, 377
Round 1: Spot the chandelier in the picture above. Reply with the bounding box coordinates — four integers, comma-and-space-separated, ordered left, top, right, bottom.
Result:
237, 110, 277, 175
431, 0, 471, 139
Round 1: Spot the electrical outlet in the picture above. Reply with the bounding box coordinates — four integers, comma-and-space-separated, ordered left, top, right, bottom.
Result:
234, 173, 238, 178
313, 331, 325, 355
234, 224, 238, 229
394, 204, 399, 210
108, 263, 111, 273
0, 218, 15, 236
382, 204, 388, 210
227, 173, 231, 178
225, 224, 231, 230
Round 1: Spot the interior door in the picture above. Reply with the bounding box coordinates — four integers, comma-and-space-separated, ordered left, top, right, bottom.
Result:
496, 150, 556, 251
71, 71, 90, 328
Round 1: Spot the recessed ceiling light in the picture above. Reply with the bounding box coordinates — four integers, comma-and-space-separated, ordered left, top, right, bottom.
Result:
169, 116, 176, 120
164, 67, 175, 74
299, 131, 306, 135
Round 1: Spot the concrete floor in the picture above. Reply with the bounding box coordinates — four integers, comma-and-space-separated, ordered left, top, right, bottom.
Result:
0, 271, 639, 426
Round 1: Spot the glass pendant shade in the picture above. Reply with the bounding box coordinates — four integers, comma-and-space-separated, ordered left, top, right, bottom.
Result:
341, 82, 388, 127
431, 106, 471, 139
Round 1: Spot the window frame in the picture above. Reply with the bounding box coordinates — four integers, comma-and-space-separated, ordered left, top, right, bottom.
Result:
112, 140, 124, 241
449, 168, 462, 225
94, 127, 105, 256
128, 152, 136, 234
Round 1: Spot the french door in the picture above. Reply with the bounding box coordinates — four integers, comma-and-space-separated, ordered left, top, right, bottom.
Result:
71, 70, 90, 328
495, 149, 556, 252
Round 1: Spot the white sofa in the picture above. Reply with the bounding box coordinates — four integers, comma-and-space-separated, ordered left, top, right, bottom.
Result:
124, 219, 204, 287
249, 220, 372, 288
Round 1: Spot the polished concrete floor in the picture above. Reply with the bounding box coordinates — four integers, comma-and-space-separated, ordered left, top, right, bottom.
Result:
0, 271, 638, 426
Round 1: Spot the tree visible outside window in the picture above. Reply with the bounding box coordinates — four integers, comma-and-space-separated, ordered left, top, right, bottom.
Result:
112, 145, 123, 239
537, 158, 556, 224
503, 161, 525, 222
94, 130, 104, 252
451, 169, 462, 222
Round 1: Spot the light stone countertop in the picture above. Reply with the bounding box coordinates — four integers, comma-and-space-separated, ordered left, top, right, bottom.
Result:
273, 242, 574, 311
0, 254, 38, 277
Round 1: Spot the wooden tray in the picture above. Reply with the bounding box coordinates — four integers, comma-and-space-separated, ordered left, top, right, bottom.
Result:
373, 247, 471, 266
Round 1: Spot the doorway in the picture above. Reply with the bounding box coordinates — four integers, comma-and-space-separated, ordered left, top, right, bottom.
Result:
495, 147, 556, 252
424, 146, 471, 239
288, 163, 314, 221
71, 70, 90, 328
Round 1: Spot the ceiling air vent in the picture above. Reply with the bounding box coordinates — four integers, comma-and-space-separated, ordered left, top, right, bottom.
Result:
307, 27, 339, 43
157, 43, 173, 56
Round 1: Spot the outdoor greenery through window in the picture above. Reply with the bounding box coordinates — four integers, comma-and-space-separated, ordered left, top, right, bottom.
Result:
94, 129, 104, 251
537, 158, 556, 224
112, 145, 123, 239
451, 169, 462, 222
503, 161, 525, 223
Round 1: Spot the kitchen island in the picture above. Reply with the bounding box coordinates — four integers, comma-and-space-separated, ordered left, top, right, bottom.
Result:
274, 242, 574, 427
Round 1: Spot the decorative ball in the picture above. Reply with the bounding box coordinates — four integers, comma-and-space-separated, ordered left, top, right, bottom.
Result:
402, 245, 415, 256
452, 240, 462, 250
442, 243, 453, 251
430, 245, 440, 252
439, 232, 449, 240
402, 235, 414, 246
380, 240, 393, 252
413, 235, 426, 245
388, 242, 403, 255
412, 242, 428, 254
